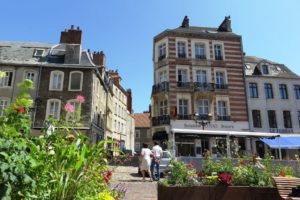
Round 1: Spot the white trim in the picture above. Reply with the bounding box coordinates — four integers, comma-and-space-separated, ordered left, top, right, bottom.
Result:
176, 65, 190, 82
156, 65, 169, 84
45, 99, 61, 120
176, 37, 189, 58
34, 49, 45, 57
23, 70, 37, 83
192, 66, 211, 82
171, 128, 280, 137
154, 38, 168, 62
0, 70, 14, 88
49, 70, 64, 91
65, 99, 81, 122
0, 97, 9, 117
68, 71, 83, 91
216, 95, 231, 116
176, 93, 191, 115
214, 67, 228, 84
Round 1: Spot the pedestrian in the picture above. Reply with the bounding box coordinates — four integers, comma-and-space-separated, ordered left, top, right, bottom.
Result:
140, 143, 153, 182
151, 141, 163, 181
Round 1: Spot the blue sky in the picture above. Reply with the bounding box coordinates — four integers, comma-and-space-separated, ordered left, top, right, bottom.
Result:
1, 0, 300, 113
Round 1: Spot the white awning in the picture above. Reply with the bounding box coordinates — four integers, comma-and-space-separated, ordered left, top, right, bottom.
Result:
171, 128, 280, 138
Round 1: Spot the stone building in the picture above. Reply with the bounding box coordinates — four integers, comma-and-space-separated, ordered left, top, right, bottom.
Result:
150, 16, 274, 157
245, 56, 300, 159
134, 112, 151, 153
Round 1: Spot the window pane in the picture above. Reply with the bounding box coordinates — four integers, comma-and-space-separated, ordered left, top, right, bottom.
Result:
70, 73, 82, 90
268, 110, 277, 128
252, 110, 262, 128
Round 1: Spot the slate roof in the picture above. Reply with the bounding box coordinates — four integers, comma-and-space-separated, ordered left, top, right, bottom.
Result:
154, 26, 240, 40
134, 113, 150, 128
244, 56, 300, 79
0, 41, 95, 67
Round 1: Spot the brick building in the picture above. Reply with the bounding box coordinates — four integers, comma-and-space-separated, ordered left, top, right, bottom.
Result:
151, 16, 268, 157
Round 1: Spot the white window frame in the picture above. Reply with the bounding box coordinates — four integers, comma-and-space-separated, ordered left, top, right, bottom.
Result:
214, 68, 228, 85
159, 100, 168, 115
192, 66, 211, 83
0, 70, 14, 88
134, 142, 141, 152
212, 41, 225, 61
216, 96, 230, 117
261, 64, 270, 75
34, 49, 45, 57
24, 70, 36, 83
176, 65, 190, 82
156, 66, 168, 84
49, 70, 64, 91
191, 39, 210, 59
155, 38, 168, 62
197, 99, 209, 115
0, 98, 9, 117
46, 99, 61, 120
68, 71, 83, 91
196, 70, 207, 83
176, 38, 188, 58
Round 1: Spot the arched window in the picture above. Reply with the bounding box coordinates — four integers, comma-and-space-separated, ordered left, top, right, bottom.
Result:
46, 99, 61, 119
68, 71, 83, 91
49, 71, 64, 91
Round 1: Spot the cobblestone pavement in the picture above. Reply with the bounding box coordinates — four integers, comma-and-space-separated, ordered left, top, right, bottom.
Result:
110, 166, 158, 200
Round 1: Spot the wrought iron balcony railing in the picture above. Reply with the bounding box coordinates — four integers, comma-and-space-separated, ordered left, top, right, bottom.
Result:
216, 115, 231, 121
215, 84, 228, 90
152, 115, 170, 126
152, 81, 169, 94
195, 55, 206, 60
177, 82, 192, 88
194, 82, 214, 91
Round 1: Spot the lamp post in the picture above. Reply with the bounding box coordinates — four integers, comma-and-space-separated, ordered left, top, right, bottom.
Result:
193, 112, 212, 130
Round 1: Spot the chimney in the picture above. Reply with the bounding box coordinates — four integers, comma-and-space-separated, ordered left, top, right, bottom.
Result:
60, 25, 82, 44
181, 16, 189, 28
217, 16, 232, 32
93, 51, 106, 66
127, 89, 133, 114
108, 70, 121, 85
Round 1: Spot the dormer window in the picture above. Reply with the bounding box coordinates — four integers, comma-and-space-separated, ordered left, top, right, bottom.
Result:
262, 65, 269, 75
34, 49, 44, 57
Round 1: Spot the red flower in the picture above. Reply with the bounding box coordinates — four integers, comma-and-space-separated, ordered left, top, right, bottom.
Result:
218, 173, 232, 186
15, 107, 25, 113
187, 162, 196, 167
107, 170, 112, 177
104, 177, 110, 183
240, 160, 246, 166
196, 170, 203, 177
278, 172, 286, 177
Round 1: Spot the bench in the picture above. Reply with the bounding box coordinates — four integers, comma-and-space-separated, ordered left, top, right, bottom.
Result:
273, 177, 300, 200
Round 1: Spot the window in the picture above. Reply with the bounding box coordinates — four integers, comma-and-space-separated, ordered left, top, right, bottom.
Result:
159, 70, 167, 83
279, 84, 288, 99
158, 43, 166, 60
195, 43, 206, 59
24, 71, 36, 82
197, 99, 209, 115
264, 83, 273, 99
46, 99, 61, 119
298, 111, 300, 126
214, 44, 223, 60
177, 42, 186, 58
262, 65, 269, 75
0, 71, 14, 87
49, 71, 64, 90
249, 83, 258, 98
114, 103, 117, 115
268, 110, 277, 128
135, 130, 140, 138
215, 71, 225, 89
178, 99, 188, 117
196, 70, 207, 84
66, 100, 80, 122
34, 49, 44, 57
218, 101, 228, 117
283, 111, 292, 128
294, 85, 300, 99
69, 71, 83, 91
134, 142, 140, 152
177, 69, 188, 87
0, 99, 9, 117
252, 110, 262, 128
159, 100, 168, 115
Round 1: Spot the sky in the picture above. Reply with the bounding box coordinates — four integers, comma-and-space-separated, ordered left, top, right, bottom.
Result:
1, 0, 300, 113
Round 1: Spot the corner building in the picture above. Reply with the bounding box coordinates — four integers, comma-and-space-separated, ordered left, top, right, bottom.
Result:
151, 16, 251, 157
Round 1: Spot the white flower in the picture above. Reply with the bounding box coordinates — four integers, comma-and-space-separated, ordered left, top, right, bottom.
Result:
46, 125, 55, 136
48, 150, 55, 155
76, 138, 81, 146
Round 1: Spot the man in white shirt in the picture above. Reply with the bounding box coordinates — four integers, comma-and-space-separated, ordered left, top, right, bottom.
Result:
151, 141, 163, 181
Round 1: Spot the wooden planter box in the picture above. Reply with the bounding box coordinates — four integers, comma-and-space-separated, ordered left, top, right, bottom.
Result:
158, 184, 281, 200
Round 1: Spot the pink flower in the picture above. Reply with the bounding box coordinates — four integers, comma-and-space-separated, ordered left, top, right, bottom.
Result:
64, 103, 75, 113
76, 95, 85, 103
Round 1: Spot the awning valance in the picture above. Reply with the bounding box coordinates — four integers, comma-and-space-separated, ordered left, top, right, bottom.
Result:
261, 136, 300, 149
171, 128, 280, 138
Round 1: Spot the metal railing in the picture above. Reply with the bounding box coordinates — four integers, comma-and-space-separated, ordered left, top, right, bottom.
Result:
194, 82, 214, 91
216, 115, 231, 121
152, 81, 169, 94
152, 115, 170, 126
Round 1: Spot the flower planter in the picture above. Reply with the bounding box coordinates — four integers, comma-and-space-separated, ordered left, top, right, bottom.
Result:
158, 184, 281, 200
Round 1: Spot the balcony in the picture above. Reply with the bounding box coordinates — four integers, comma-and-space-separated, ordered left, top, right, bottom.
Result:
216, 115, 231, 121
215, 84, 228, 90
194, 82, 214, 91
152, 115, 170, 126
177, 82, 192, 89
152, 81, 169, 95
269, 128, 294, 134
194, 114, 211, 121
195, 54, 206, 60
177, 114, 192, 120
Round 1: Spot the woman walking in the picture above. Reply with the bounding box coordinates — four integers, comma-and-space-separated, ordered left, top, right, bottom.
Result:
140, 143, 153, 182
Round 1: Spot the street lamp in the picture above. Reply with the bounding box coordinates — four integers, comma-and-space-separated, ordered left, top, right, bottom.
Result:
193, 112, 212, 130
